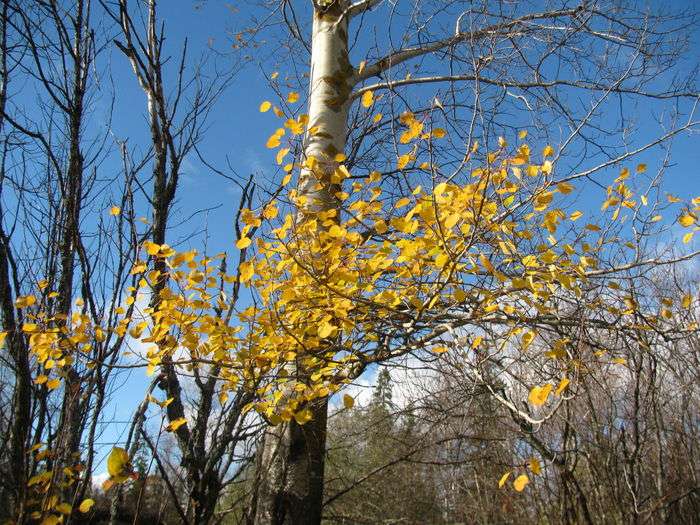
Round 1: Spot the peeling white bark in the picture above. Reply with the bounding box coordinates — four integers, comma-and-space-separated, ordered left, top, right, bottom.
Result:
252, 3, 351, 525
298, 3, 351, 215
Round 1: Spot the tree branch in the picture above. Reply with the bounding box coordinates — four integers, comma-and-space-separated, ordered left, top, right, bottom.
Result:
352, 6, 582, 84
350, 75, 700, 102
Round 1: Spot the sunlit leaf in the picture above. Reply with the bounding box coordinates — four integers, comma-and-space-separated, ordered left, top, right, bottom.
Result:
513, 474, 529, 491
343, 394, 354, 409
528, 384, 552, 406
79, 499, 95, 513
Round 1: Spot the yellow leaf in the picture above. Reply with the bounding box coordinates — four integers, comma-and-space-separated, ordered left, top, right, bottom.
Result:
682, 294, 692, 309
317, 321, 335, 339
513, 474, 529, 492
259, 101, 272, 112
679, 214, 695, 227
542, 160, 553, 175
570, 210, 583, 221
240, 261, 254, 283
287, 91, 299, 103
263, 204, 278, 219
294, 408, 313, 425
397, 154, 411, 169
518, 130, 528, 139
557, 182, 573, 194
0, 331, 7, 346
22, 323, 38, 333
107, 447, 130, 477
373, 113, 383, 123
276, 147, 290, 165
79, 498, 95, 513
534, 191, 553, 210
543, 145, 554, 157
236, 237, 252, 249
432, 128, 446, 138
361, 90, 374, 108
528, 383, 552, 406
46, 378, 61, 390
521, 255, 538, 268
102, 478, 115, 491
109, 205, 121, 216
498, 471, 511, 488
683, 231, 694, 244
343, 394, 354, 409
266, 129, 285, 149
56, 503, 72, 514
166, 417, 187, 432
41, 516, 60, 525
521, 330, 536, 351
528, 458, 541, 475
15, 295, 36, 309
433, 182, 448, 196
555, 377, 570, 396
395, 197, 411, 208
143, 241, 160, 256
636, 163, 647, 173
611, 357, 627, 365
271, 71, 279, 80
432, 346, 449, 354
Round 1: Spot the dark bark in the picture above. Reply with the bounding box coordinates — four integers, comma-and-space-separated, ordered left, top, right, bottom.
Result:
251, 399, 328, 525
0, 0, 31, 518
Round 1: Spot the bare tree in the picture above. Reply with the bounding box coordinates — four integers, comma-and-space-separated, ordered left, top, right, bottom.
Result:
101, 1, 265, 522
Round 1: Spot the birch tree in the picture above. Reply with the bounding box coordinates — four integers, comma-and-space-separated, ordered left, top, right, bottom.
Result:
236, 1, 700, 523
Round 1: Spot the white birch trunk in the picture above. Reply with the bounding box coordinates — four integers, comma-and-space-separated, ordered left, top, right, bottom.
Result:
251, 3, 351, 525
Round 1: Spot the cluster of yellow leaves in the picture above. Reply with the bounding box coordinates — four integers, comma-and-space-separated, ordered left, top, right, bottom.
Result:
21, 306, 96, 390
12, 147, 694, 436
14, 140, 695, 429
260, 100, 325, 174
498, 457, 542, 492
392, 111, 447, 170
678, 196, 700, 244
25, 444, 95, 522
11, 109, 698, 511
185, 140, 691, 422
528, 377, 570, 407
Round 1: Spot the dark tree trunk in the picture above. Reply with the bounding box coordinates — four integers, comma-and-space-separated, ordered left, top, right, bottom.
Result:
251, 399, 328, 525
